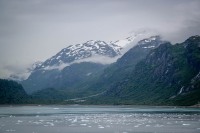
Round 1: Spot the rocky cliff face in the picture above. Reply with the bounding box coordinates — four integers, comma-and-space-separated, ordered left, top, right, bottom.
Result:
101, 36, 200, 105
86, 36, 166, 91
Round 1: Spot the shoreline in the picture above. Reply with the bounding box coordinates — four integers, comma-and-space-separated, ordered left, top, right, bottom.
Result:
0, 104, 200, 108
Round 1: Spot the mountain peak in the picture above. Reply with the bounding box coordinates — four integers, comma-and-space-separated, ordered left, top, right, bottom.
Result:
113, 35, 136, 47
187, 35, 200, 41
35, 40, 122, 70
136, 36, 165, 49
111, 34, 143, 48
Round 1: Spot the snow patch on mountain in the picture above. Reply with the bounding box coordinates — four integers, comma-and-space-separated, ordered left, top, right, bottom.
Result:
34, 40, 123, 71
112, 36, 137, 47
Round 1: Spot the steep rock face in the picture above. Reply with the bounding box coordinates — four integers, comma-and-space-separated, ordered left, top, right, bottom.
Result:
0, 79, 28, 104
54, 36, 166, 102
93, 36, 166, 89
117, 36, 165, 67
102, 36, 200, 105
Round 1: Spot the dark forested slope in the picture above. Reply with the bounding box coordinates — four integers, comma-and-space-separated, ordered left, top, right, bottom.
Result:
0, 79, 28, 104
87, 36, 200, 106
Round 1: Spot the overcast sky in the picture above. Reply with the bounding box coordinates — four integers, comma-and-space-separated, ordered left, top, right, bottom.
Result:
0, 0, 200, 78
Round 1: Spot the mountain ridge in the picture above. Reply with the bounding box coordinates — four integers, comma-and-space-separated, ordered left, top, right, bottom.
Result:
1, 35, 200, 106
87, 35, 200, 105
35, 40, 122, 71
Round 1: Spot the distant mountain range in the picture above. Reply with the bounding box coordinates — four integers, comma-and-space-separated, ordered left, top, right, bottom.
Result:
1, 35, 200, 106
9, 33, 144, 81
21, 35, 162, 93
31, 33, 147, 71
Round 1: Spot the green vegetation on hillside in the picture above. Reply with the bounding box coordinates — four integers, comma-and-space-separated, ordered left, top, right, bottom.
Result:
0, 79, 28, 104
92, 36, 200, 106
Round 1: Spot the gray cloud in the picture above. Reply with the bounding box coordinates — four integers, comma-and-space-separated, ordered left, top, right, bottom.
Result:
0, 0, 200, 78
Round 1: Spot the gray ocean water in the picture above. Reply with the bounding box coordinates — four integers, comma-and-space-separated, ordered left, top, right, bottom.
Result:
0, 105, 200, 133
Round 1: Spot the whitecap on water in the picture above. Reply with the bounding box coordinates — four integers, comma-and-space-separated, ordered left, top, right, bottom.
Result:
72, 117, 78, 123
154, 124, 164, 127
32, 121, 42, 125
98, 125, 104, 128
17, 120, 23, 123
80, 123, 87, 126
81, 119, 89, 122
16, 120, 23, 125
46, 122, 54, 126
182, 123, 190, 126
43, 125, 49, 127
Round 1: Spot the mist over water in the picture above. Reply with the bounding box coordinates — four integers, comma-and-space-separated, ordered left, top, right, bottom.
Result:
0, 105, 200, 133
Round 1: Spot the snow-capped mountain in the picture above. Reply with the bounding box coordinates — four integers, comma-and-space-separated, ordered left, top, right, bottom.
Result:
35, 40, 122, 70
34, 33, 151, 71
35, 37, 140, 71
112, 36, 137, 47
22, 35, 163, 93
137, 36, 161, 48
111, 32, 148, 47
112, 36, 166, 69
9, 32, 149, 82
